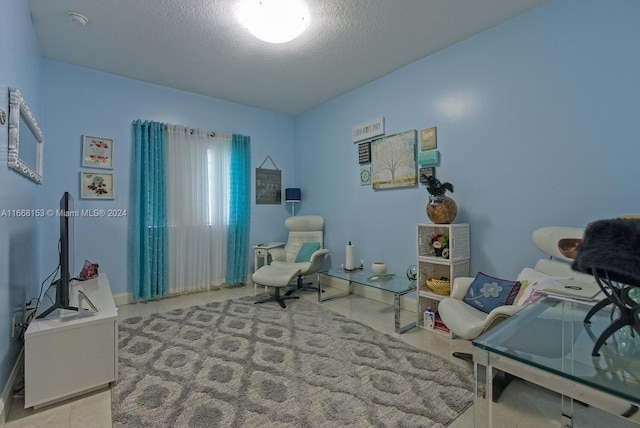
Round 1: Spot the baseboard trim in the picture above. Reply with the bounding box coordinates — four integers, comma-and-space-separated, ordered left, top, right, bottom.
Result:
115, 276, 417, 314
113, 292, 131, 307
112, 285, 236, 307
113, 273, 255, 307
0, 347, 24, 425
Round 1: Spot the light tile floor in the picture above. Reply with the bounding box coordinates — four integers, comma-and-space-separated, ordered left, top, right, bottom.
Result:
4, 283, 635, 427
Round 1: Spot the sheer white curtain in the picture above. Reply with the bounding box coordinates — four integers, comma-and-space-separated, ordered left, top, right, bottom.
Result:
165, 125, 232, 294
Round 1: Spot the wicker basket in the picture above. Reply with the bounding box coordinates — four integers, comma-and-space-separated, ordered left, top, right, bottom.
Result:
426, 277, 451, 295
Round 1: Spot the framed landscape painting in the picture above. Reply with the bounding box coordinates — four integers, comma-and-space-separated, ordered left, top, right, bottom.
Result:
371, 130, 417, 190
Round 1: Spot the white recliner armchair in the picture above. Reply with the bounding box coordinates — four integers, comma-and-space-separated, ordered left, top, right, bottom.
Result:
268, 215, 329, 294
438, 278, 522, 341
439, 226, 586, 341
438, 226, 586, 401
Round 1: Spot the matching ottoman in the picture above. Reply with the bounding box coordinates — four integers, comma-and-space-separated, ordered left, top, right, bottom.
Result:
252, 265, 301, 308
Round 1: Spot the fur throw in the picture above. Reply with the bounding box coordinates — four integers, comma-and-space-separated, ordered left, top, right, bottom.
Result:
572, 218, 640, 286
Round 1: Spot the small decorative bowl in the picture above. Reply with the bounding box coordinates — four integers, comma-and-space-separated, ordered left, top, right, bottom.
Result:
426, 277, 451, 295
371, 262, 387, 274
558, 238, 581, 260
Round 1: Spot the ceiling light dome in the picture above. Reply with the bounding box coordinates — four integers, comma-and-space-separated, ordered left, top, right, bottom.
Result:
238, 0, 309, 44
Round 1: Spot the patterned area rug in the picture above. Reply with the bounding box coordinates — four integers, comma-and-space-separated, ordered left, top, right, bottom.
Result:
112, 296, 474, 427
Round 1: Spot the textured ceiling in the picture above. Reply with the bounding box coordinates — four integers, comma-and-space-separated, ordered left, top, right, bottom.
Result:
27, 0, 548, 115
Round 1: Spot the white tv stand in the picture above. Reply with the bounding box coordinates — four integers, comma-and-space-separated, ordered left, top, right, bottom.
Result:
24, 273, 118, 408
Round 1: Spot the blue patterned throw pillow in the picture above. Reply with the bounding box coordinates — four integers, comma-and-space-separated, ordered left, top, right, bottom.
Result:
462, 272, 521, 314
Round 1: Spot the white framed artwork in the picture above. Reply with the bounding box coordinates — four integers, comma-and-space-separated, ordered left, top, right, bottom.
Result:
82, 135, 114, 169
80, 172, 114, 199
352, 117, 385, 143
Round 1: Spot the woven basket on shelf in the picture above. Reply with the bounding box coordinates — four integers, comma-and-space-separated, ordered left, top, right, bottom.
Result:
426, 278, 451, 295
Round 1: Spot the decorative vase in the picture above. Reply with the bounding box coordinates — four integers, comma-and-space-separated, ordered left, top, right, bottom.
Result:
434, 247, 444, 257
426, 195, 458, 224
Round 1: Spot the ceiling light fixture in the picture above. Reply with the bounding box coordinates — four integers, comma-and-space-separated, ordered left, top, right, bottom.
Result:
67, 11, 88, 26
237, 0, 309, 44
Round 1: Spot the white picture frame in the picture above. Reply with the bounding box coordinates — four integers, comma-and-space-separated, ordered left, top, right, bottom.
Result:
352, 117, 385, 143
80, 172, 114, 199
82, 135, 114, 169
8, 87, 44, 183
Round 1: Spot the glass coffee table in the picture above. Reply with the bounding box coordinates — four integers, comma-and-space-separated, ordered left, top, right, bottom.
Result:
472, 297, 640, 427
317, 268, 416, 334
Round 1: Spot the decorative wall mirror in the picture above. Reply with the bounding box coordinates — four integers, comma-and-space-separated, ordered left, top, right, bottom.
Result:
8, 87, 44, 184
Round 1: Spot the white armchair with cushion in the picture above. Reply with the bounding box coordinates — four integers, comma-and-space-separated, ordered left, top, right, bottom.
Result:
439, 276, 523, 341
439, 226, 588, 342
268, 215, 329, 294
438, 226, 590, 401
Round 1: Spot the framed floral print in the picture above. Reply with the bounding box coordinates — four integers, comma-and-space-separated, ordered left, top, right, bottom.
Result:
80, 172, 114, 199
82, 135, 114, 169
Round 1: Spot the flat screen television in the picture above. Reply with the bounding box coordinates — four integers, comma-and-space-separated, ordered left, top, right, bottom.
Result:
37, 192, 78, 318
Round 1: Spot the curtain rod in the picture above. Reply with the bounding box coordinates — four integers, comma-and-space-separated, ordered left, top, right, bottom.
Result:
164, 125, 217, 137
133, 120, 231, 139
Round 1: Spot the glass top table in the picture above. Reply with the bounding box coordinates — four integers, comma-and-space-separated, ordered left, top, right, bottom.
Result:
472, 297, 640, 427
318, 268, 416, 334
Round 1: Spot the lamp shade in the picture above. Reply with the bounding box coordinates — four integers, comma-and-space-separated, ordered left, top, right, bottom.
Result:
285, 188, 301, 202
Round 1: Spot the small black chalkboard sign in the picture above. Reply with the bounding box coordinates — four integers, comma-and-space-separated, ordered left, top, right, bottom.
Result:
358, 142, 371, 164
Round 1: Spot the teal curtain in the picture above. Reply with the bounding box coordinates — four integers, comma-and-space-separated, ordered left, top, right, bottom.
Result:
131, 120, 168, 300
226, 134, 251, 284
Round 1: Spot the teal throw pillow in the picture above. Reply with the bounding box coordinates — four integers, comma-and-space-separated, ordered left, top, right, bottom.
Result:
462, 272, 521, 314
295, 242, 321, 262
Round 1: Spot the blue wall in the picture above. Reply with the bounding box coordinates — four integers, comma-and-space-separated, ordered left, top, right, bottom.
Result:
295, 0, 640, 279
0, 0, 43, 405
38, 61, 297, 296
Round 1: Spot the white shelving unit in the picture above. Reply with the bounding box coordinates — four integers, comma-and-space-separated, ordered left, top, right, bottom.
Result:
416, 223, 470, 337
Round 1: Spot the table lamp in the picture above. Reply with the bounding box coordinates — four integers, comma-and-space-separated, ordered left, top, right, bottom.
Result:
285, 188, 301, 216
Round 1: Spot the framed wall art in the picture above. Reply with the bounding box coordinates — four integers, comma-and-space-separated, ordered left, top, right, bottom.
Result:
8, 87, 44, 183
420, 127, 437, 151
352, 117, 385, 143
82, 135, 114, 169
418, 149, 440, 166
360, 166, 371, 186
255, 155, 282, 204
419, 167, 435, 184
80, 172, 114, 199
371, 130, 417, 190
255, 168, 281, 204
358, 142, 371, 164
